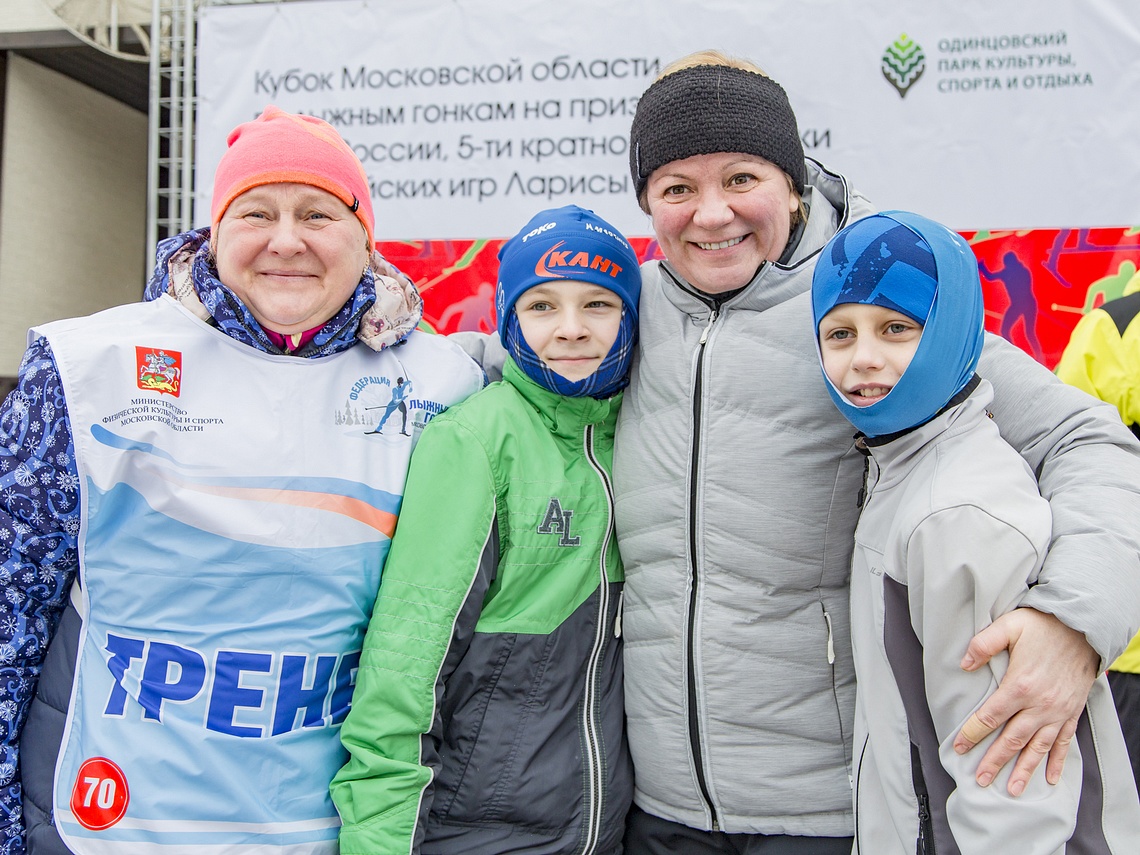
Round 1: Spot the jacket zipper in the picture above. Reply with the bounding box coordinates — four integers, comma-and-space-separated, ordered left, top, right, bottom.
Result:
580, 422, 613, 854
855, 435, 871, 509
854, 737, 869, 853
911, 742, 936, 855
686, 309, 720, 830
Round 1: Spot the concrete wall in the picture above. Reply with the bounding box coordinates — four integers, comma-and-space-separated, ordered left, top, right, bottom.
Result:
0, 53, 147, 374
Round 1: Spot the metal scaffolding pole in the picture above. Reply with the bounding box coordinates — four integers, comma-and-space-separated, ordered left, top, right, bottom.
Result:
146, 0, 195, 252
147, 1, 305, 251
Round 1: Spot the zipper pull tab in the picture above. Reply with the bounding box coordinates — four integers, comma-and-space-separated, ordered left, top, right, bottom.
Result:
823, 608, 836, 664
698, 309, 718, 345
614, 588, 624, 638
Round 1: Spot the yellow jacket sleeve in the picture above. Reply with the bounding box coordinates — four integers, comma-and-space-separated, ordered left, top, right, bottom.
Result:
1055, 309, 1140, 428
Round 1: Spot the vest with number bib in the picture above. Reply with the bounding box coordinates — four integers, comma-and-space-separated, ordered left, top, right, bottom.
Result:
34, 295, 481, 855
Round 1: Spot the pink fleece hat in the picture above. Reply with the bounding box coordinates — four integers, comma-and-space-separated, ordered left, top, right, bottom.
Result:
210, 105, 375, 247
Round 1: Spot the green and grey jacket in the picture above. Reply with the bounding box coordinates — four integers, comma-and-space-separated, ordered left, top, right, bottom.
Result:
332, 357, 631, 855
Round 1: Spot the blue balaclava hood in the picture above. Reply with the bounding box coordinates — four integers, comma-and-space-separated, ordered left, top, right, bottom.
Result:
496, 205, 641, 399
811, 210, 984, 437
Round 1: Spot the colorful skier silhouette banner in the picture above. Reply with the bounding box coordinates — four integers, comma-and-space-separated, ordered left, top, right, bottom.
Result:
382, 229, 1140, 369
195, 0, 1140, 367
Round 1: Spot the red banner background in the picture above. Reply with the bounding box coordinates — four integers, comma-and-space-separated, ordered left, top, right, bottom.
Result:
381, 227, 1140, 370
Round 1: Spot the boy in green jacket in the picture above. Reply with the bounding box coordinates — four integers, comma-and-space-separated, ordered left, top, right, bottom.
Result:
332, 205, 640, 855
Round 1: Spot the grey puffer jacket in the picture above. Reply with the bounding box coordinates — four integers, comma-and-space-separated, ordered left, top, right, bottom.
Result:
612, 158, 1140, 837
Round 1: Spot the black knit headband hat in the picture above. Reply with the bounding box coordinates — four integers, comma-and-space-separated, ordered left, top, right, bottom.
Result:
629, 64, 806, 199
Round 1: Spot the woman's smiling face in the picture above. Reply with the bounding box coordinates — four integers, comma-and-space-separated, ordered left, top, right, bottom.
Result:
645, 151, 799, 295
213, 183, 369, 335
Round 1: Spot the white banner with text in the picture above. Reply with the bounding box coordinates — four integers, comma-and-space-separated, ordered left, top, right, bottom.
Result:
195, 0, 1140, 238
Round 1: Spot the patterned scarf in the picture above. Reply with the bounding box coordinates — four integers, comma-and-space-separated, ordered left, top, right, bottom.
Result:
145, 228, 424, 356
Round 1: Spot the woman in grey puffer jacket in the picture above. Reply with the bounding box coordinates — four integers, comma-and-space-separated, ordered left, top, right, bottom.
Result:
614, 49, 1140, 854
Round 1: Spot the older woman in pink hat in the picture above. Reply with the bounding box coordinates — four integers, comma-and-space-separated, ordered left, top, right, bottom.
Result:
0, 106, 482, 854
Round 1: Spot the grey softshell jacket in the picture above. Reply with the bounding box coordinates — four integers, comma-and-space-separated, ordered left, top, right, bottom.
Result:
852, 380, 1140, 854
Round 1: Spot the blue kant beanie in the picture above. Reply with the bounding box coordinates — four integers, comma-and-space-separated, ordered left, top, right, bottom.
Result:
811, 211, 984, 437
496, 205, 641, 340
496, 205, 642, 399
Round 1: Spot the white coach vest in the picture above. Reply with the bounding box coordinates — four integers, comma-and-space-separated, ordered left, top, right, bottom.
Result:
35, 296, 481, 854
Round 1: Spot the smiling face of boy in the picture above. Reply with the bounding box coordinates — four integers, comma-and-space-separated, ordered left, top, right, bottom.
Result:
818, 303, 923, 407
514, 280, 624, 382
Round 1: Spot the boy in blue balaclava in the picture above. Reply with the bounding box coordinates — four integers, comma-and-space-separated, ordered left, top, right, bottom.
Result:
332, 205, 639, 855
811, 211, 1140, 854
